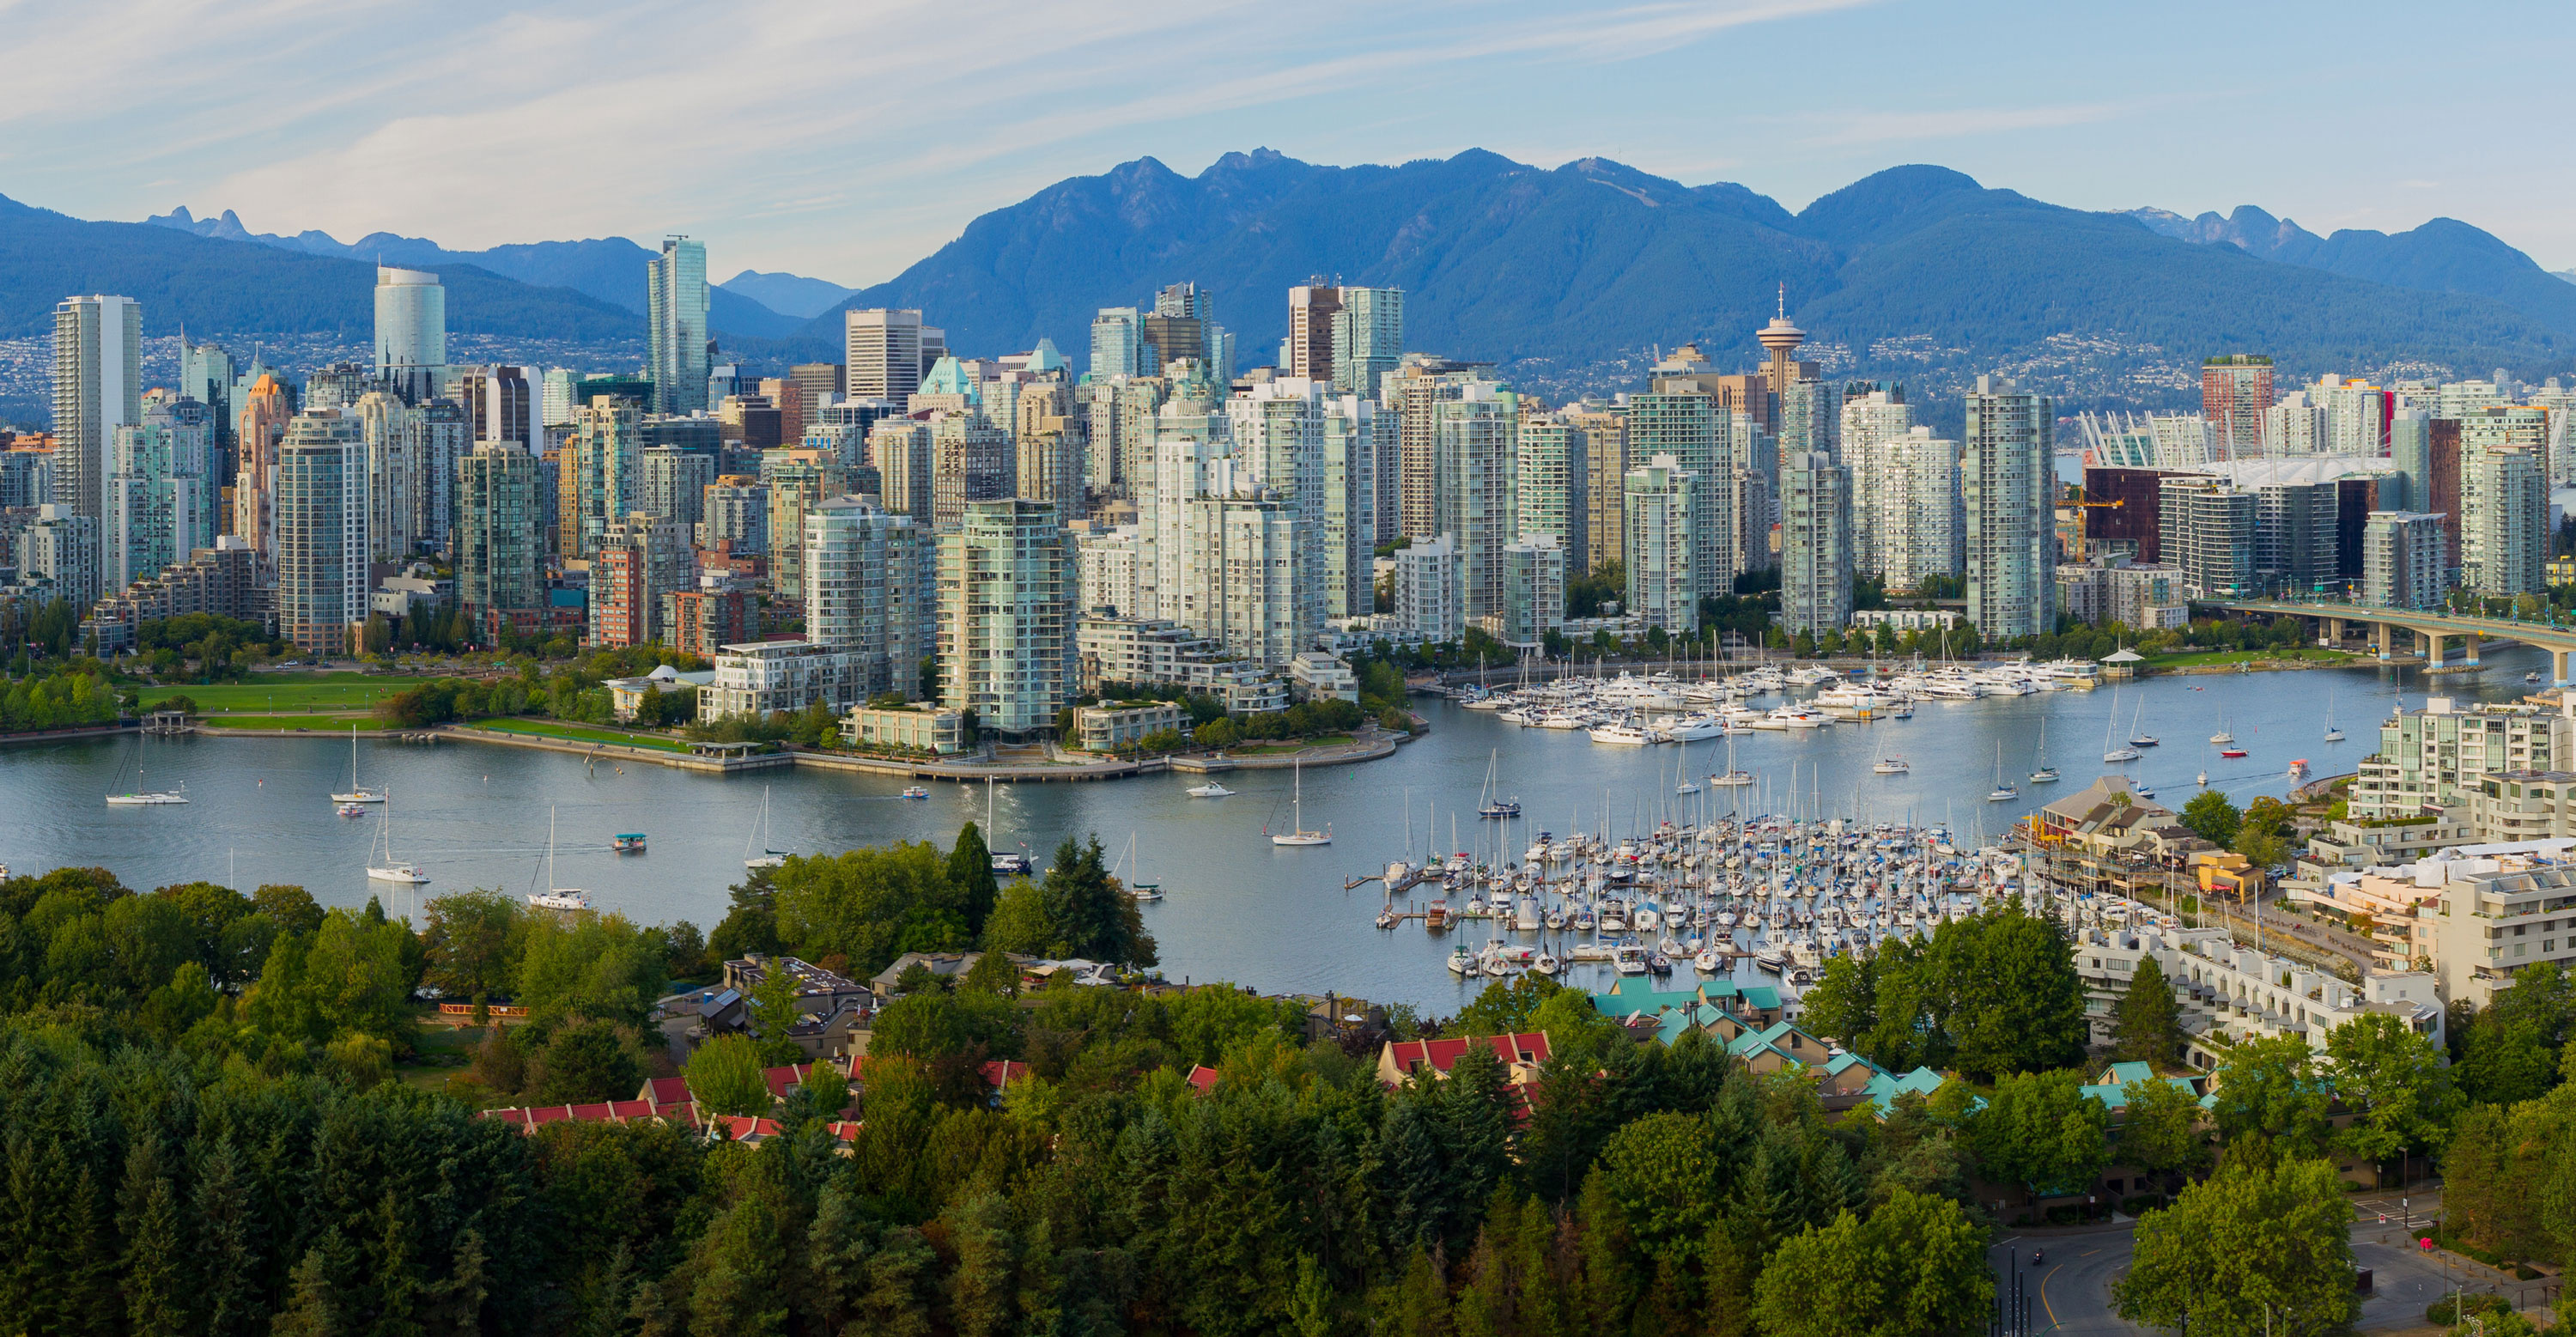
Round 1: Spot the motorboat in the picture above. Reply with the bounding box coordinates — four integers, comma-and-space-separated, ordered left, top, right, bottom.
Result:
2220, 746, 2247, 758
1873, 757, 1911, 775
1448, 947, 1476, 976
900, 785, 930, 799
1187, 781, 1236, 798
337, 801, 369, 818
1478, 798, 1522, 819
613, 833, 647, 853
1589, 720, 1655, 745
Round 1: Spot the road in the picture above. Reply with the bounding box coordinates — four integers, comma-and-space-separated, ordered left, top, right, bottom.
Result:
1984, 1191, 2548, 1334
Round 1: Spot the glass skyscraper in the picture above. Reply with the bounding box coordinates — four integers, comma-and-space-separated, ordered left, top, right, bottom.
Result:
647, 238, 710, 415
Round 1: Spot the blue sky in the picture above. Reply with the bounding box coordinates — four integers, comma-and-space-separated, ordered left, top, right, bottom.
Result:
3, 0, 2568, 284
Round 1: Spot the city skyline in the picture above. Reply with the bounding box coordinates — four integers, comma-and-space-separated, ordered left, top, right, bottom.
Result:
7, 0, 2574, 283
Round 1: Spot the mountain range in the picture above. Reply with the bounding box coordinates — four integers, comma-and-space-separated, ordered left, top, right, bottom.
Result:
802, 151, 2573, 400
3, 150, 2573, 424
141, 206, 842, 336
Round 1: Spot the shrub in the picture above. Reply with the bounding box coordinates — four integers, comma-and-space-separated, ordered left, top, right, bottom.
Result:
2119, 1194, 2167, 1216
2427, 1294, 2509, 1326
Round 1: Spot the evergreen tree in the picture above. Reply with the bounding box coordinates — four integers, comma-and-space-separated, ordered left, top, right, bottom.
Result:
1698, 1218, 1757, 1337
117, 1141, 191, 1337
1571, 1170, 1638, 1333
1437, 1049, 1515, 1238
271, 1247, 343, 1337
948, 823, 1001, 937
2114, 955, 2184, 1067
191, 1139, 267, 1337
1287, 1254, 1338, 1337
944, 1190, 1021, 1337
1388, 1248, 1455, 1337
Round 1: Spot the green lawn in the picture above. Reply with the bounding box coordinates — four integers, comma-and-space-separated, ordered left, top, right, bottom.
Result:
142, 672, 436, 712
197, 713, 378, 731
471, 719, 690, 752
1236, 734, 1358, 755
2140, 647, 2353, 671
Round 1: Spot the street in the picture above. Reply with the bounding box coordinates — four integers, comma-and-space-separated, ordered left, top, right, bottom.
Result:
1981, 1191, 2548, 1334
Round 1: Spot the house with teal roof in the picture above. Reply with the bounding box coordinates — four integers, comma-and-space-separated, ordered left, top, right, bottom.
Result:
2075, 1060, 2204, 1112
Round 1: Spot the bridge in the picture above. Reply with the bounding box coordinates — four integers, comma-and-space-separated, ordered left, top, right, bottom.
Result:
2212, 599, 2576, 684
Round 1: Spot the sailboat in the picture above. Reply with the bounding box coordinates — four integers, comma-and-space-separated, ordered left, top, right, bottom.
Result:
527, 808, 592, 911
1986, 742, 2019, 802
1675, 742, 1701, 795
2128, 696, 2159, 748
104, 734, 187, 805
1477, 750, 1522, 817
2028, 718, 2060, 783
366, 788, 428, 884
1709, 734, 1755, 787
331, 726, 385, 804
1120, 832, 1162, 901
1270, 757, 1332, 845
2103, 688, 2142, 763
743, 785, 787, 869
2324, 686, 2345, 743
2209, 707, 2235, 747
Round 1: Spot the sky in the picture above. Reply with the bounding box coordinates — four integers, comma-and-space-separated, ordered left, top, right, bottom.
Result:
3, 0, 2572, 286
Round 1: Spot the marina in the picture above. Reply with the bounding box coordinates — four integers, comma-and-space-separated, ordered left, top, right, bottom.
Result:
0, 644, 2557, 1009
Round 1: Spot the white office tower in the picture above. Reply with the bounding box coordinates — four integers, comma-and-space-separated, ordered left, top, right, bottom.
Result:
273, 411, 369, 656
938, 498, 1072, 738
1779, 451, 1852, 635
106, 402, 212, 590
1838, 391, 1912, 579
17, 505, 101, 610
1226, 377, 1331, 643
2307, 375, 2388, 456
1076, 524, 1145, 616
373, 266, 447, 404
353, 392, 428, 561
1624, 453, 1698, 634
647, 238, 710, 414
1142, 400, 1230, 625
847, 308, 926, 400
1434, 384, 1518, 623
1091, 307, 1144, 380
2261, 392, 2330, 456
1962, 375, 2053, 640
1184, 491, 1303, 667
2363, 511, 2448, 611
52, 295, 142, 524
1331, 288, 1404, 398
641, 444, 717, 530
1501, 534, 1565, 648
1874, 428, 1962, 593
1320, 393, 1379, 619
1516, 413, 1588, 571
1392, 536, 1461, 644
805, 496, 931, 697
2460, 413, 2549, 597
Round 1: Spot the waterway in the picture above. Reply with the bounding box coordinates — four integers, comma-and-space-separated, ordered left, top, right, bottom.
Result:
0, 647, 2553, 1011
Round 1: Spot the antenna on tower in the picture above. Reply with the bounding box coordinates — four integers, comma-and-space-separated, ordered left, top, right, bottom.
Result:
1777, 283, 1785, 319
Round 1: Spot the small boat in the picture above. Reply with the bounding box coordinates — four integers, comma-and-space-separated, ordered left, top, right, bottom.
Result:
2210, 706, 2234, 746
991, 852, 1031, 877
2528, 672, 2544, 685
1874, 757, 1910, 775
1531, 953, 1561, 975
1117, 834, 1162, 902
2220, 746, 2247, 758
331, 726, 386, 805
1478, 799, 1522, 819
1449, 947, 1476, 976
1187, 781, 1236, 798
106, 785, 190, 806
2028, 720, 2060, 783
1269, 757, 1331, 845
1425, 900, 1449, 929
1986, 742, 2019, 802
367, 791, 430, 884
1130, 882, 1163, 902
2196, 769, 2208, 786
337, 801, 368, 818
1753, 947, 1789, 974
899, 785, 930, 799
527, 808, 590, 911
2287, 759, 2310, 780
2324, 686, 2344, 743
744, 786, 787, 869
612, 833, 647, 853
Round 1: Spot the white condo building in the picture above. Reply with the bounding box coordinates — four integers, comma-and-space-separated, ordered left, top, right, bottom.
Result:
1963, 375, 2053, 639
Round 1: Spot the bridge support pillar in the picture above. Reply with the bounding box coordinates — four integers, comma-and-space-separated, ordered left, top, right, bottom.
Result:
2426, 632, 2445, 665
2376, 623, 2393, 661
2466, 634, 2482, 665
2326, 617, 2346, 647
2556, 648, 2570, 687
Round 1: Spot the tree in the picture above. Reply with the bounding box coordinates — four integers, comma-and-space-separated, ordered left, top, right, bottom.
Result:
528, 1018, 647, 1104
1969, 1069, 2111, 1200
981, 878, 1057, 957
2181, 790, 2243, 848
421, 889, 521, 1022
2208, 1035, 2334, 1163
1595, 1112, 1728, 1265
2113, 956, 2184, 1068
1751, 1190, 1990, 1337
2324, 1012, 2458, 1172
2113, 1159, 2358, 1335
947, 823, 1000, 937
1037, 836, 1157, 968
2115, 1076, 2208, 1182
1455, 974, 1560, 1037
1800, 954, 1877, 1048
686, 1035, 773, 1116
744, 968, 809, 1066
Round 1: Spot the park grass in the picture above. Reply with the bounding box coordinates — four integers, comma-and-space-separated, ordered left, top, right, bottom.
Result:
196, 713, 378, 731
1234, 734, 1358, 755
2140, 647, 2354, 671
471, 718, 690, 752
142, 673, 436, 712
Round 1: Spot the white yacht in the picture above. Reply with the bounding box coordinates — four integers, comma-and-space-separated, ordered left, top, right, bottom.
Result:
1872, 757, 1911, 775
1589, 720, 1655, 745
331, 726, 386, 805
1186, 781, 1236, 798
1270, 757, 1331, 845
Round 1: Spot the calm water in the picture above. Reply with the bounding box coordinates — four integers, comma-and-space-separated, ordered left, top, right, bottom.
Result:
1, 647, 2549, 1011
